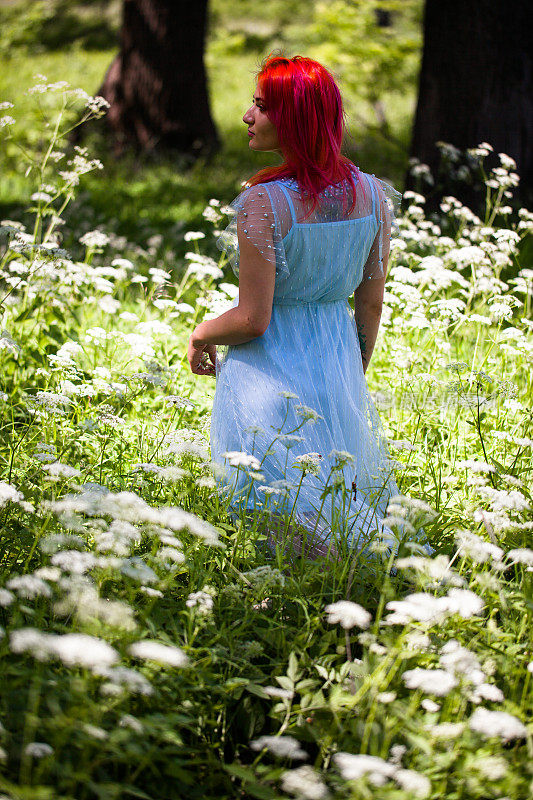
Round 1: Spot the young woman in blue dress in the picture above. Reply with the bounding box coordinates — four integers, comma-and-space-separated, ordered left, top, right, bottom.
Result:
187, 55, 403, 559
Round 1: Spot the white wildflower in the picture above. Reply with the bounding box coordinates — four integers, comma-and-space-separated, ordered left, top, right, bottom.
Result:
165, 395, 196, 409
79, 230, 109, 248
185, 589, 214, 613
51, 633, 119, 670
128, 640, 189, 667
157, 546, 185, 565
51, 550, 98, 574
439, 640, 484, 682
281, 765, 330, 799
24, 742, 53, 758
295, 404, 322, 423
445, 588, 484, 618
10, 628, 52, 661
404, 631, 431, 652
82, 723, 108, 740
222, 451, 261, 470
96, 665, 153, 696
294, 452, 323, 475
402, 668, 458, 696
6, 574, 52, 599
0, 588, 15, 607
31, 191, 54, 204
250, 735, 308, 760
376, 691, 396, 704
395, 555, 464, 586
42, 461, 81, 479
324, 600, 371, 630
394, 769, 431, 798
119, 714, 144, 734
455, 530, 504, 563
11, 628, 119, 671
474, 755, 507, 781
0, 481, 23, 507
470, 682, 505, 703
384, 593, 450, 626
334, 753, 396, 786
456, 459, 496, 473
388, 744, 406, 766
86, 95, 110, 114
477, 486, 529, 513
427, 722, 464, 739
506, 548, 533, 566
469, 708, 527, 742
139, 587, 164, 598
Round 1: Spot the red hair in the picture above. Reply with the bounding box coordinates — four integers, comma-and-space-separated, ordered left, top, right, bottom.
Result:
247, 55, 364, 212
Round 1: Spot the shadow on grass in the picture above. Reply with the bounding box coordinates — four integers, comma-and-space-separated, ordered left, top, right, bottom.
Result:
68, 119, 411, 243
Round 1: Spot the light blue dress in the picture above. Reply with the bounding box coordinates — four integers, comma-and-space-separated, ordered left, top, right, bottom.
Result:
211, 168, 405, 553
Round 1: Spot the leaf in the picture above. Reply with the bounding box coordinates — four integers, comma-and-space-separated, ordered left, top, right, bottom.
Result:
246, 682, 271, 698
224, 765, 280, 800
295, 678, 317, 692
490, 459, 508, 473
225, 764, 259, 782
287, 651, 300, 681
275, 675, 294, 691
120, 786, 156, 800
27, 347, 47, 366
14, 296, 42, 322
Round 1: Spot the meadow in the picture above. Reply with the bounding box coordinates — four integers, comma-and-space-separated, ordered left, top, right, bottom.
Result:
0, 7, 532, 800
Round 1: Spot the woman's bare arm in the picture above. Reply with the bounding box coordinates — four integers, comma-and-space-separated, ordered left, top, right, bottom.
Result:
353, 178, 391, 373
353, 278, 385, 373
188, 215, 276, 375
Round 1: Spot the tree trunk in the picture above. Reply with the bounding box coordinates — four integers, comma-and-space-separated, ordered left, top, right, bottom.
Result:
375, 7, 391, 27
92, 0, 218, 157
406, 0, 533, 212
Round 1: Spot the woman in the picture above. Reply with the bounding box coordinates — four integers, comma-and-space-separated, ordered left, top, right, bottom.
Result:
188, 55, 404, 558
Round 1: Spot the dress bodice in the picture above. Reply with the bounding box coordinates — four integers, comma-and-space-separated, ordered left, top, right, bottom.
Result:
271, 172, 381, 304
217, 168, 402, 305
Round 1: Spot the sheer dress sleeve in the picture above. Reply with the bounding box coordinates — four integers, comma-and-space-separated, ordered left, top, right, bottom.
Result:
362, 175, 403, 281
216, 183, 290, 279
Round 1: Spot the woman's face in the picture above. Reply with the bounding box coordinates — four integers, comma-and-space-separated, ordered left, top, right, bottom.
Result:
242, 84, 281, 152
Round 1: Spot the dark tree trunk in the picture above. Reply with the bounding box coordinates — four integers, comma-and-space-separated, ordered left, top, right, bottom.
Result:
375, 8, 392, 27
406, 0, 533, 212
90, 0, 218, 157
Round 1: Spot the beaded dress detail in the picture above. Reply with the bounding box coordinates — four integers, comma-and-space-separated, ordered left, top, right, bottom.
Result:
212, 168, 404, 551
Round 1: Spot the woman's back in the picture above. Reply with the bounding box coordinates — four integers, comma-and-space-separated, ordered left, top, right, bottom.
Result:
211, 168, 406, 552
219, 170, 401, 305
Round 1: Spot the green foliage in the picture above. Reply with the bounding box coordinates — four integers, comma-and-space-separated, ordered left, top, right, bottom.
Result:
0, 0, 119, 56
308, 0, 423, 102
0, 80, 532, 800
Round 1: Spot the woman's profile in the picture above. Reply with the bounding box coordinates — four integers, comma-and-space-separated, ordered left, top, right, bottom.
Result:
188, 54, 411, 558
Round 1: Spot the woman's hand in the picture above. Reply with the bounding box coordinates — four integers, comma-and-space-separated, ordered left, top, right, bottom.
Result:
188, 334, 216, 376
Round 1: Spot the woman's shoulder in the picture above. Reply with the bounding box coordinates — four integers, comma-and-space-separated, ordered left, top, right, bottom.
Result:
274, 167, 365, 193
